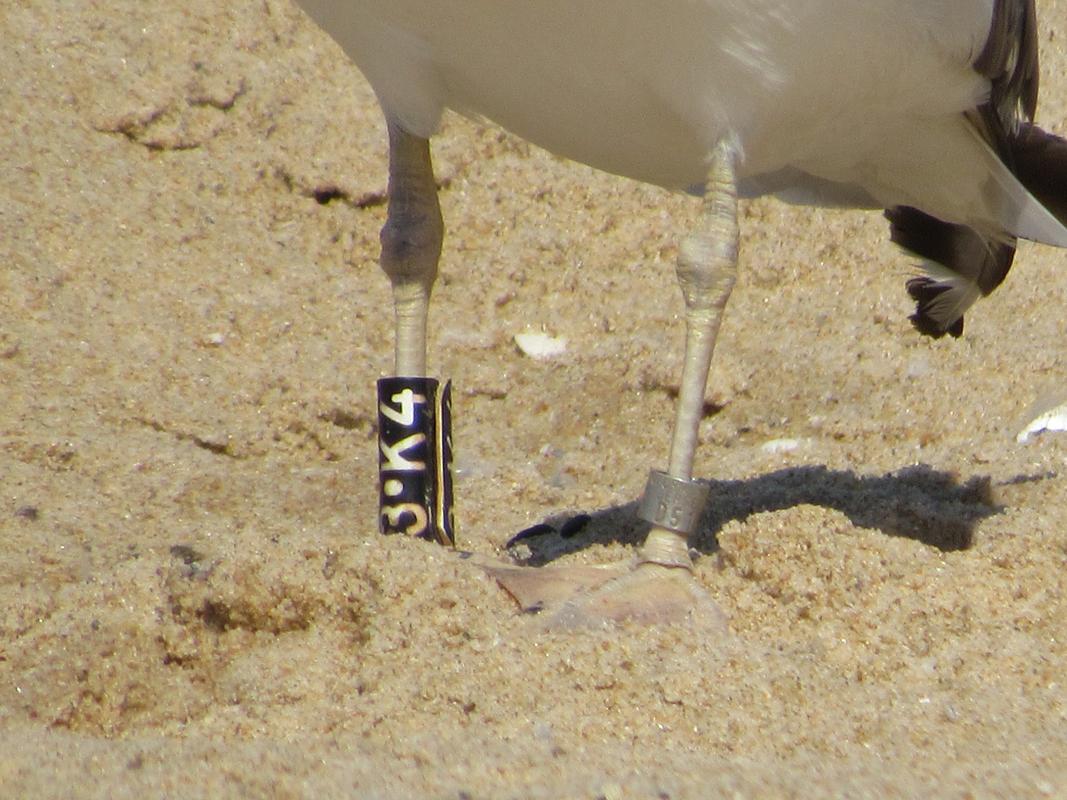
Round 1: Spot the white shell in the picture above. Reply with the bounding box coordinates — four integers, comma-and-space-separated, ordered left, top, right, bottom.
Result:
514, 332, 568, 360
1016, 396, 1067, 443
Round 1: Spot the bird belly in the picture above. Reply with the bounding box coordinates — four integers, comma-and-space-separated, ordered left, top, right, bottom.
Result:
300, 0, 992, 197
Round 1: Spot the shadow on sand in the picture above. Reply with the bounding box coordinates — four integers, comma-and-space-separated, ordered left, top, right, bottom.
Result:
507, 463, 1000, 567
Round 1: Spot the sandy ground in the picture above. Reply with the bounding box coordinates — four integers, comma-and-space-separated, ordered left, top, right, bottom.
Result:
3, 1, 1067, 797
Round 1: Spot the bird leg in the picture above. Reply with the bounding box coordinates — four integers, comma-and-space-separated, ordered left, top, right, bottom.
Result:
486, 140, 739, 629
376, 121, 454, 545
637, 137, 739, 569
381, 121, 442, 376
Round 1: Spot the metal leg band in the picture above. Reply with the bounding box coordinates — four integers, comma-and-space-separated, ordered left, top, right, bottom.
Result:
636, 469, 709, 535
377, 377, 455, 546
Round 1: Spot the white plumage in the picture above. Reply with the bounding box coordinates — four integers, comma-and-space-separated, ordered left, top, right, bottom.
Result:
299, 0, 1067, 246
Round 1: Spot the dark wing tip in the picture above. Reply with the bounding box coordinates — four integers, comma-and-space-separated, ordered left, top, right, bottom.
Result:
905, 278, 965, 338
973, 0, 1039, 127
887, 207, 1016, 339
1013, 123, 1067, 226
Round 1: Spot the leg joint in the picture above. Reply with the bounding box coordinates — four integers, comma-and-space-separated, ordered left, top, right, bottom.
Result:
380, 208, 443, 285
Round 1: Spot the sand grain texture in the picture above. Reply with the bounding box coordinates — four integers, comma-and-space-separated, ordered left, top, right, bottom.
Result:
3, 2, 1067, 797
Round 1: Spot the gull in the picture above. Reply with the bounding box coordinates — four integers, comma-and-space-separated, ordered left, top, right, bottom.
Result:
297, 0, 1067, 627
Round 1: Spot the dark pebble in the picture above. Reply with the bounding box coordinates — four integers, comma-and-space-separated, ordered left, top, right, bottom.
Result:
14, 506, 39, 521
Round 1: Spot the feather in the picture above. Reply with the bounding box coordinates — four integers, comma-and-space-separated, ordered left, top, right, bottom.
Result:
887, 207, 1014, 338
889, 0, 1066, 338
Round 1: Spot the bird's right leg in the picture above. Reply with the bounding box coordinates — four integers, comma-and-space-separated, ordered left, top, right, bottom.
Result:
636, 137, 739, 570
483, 141, 738, 632
375, 120, 454, 545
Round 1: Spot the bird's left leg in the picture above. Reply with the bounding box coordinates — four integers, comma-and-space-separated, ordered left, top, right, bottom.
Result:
375, 120, 454, 545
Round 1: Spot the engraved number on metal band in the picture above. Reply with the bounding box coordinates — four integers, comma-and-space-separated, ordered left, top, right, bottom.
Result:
637, 469, 710, 534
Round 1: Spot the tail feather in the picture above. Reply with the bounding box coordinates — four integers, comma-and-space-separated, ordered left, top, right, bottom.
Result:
886, 2, 1067, 339
886, 207, 1015, 339
888, 123, 1067, 340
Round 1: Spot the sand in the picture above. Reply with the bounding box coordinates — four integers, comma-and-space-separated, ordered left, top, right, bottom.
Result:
3, 1, 1067, 797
